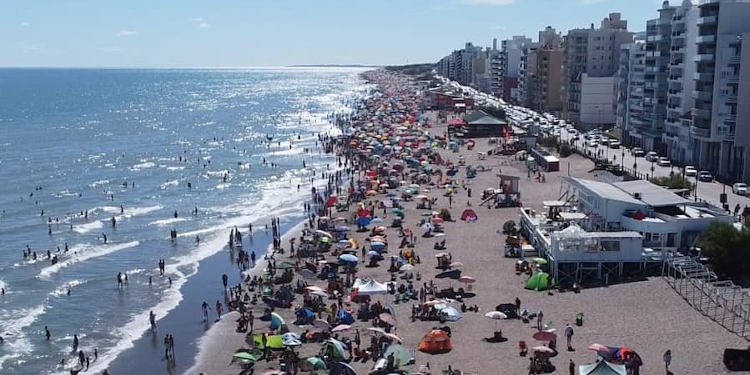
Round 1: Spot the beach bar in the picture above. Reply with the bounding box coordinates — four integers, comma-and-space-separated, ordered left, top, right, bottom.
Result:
519, 177, 734, 287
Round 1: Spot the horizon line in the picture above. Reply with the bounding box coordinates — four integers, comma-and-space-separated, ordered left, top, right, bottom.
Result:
0, 64, 392, 70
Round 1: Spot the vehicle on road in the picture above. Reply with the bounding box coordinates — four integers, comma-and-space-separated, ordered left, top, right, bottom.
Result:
698, 171, 713, 182
609, 141, 621, 149
685, 166, 697, 177
587, 140, 599, 148
657, 157, 671, 167
631, 147, 645, 157
600, 137, 610, 146
733, 183, 748, 195
645, 151, 659, 162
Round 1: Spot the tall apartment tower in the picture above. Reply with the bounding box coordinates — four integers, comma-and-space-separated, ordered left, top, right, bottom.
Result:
664, 0, 699, 164
616, 34, 647, 147
500, 36, 533, 102
563, 13, 634, 128
691, 0, 750, 180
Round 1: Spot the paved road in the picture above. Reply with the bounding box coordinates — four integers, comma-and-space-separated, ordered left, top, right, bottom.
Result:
557, 128, 750, 213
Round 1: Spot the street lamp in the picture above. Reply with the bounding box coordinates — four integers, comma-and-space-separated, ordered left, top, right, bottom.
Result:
621, 149, 625, 170
633, 161, 638, 178
650, 160, 655, 180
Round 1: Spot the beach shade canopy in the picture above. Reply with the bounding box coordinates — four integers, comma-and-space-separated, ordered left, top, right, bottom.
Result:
392, 208, 405, 217
399, 264, 414, 272
334, 226, 351, 232
440, 306, 463, 321
315, 230, 333, 238
357, 217, 371, 227
330, 362, 357, 375
366, 190, 378, 196
336, 309, 355, 325
232, 352, 259, 362
367, 327, 387, 335
306, 356, 327, 370
458, 276, 476, 284
331, 324, 351, 333
460, 209, 478, 221
370, 217, 384, 224
449, 262, 464, 268
532, 257, 548, 265
384, 332, 403, 343
579, 361, 628, 375
384, 344, 412, 368
338, 254, 359, 263
532, 330, 558, 342
253, 334, 284, 349
525, 272, 554, 291
358, 279, 388, 296
379, 312, 398, 326
270, 312, 285, 330
371, 241, 386, 250
418, 329, 452, 354
374, 225, 387, 233
485, 311, 507, 320
320, 339, 349, 361
532, 346, 555, 354
368, 250, 380, 257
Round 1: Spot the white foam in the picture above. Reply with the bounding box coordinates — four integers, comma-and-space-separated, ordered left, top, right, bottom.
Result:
160, 180, 179, 189
147, 217, 186, 227
166, 166, 185, 171
49, 279, 87, 297
0, 279, 5, 292
129, 161, 156, 171
116, 205, 162, 220
215, 183, 230, 190
72, 220, 103, 234
0, 305, 47, 370
89, 179, 110, 188
38, 241, 140, 279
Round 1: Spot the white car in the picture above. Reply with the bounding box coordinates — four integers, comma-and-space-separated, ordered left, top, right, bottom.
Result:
657, 157, 671, 167
587, 140, 599, 148
609, 141, 621, 149
631, 147, 645, 157
645, 152, 659, 162
685, 166, 697, 177
733, 183, 748, 195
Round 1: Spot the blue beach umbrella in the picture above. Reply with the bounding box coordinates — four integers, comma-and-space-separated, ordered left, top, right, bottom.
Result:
338, 254, 358, 263
368, 250, 380, 257
357, 217, 371, 227
370, 217, 384, 224
338, 239, 351, 245
334, 226, 350, 232
371, 242, 386, 250
270, 312, 285, 330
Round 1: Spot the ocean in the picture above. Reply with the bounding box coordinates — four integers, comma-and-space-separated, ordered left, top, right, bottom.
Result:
0, 67, 370, 374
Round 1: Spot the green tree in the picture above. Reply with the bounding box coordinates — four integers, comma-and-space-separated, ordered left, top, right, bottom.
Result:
700, 222, 750, 283
649, 175, 694, 190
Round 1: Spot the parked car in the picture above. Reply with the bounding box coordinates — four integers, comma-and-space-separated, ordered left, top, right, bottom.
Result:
733, 183, 748, 195
632, 147, 645, 157
609, 141, 621, 149
587, 140, 599, 148
600, 138, 610, 146
645, 151, 659, 162
657, 157, 671, 167
684, 166, 698, 177
698, 171, 713, 182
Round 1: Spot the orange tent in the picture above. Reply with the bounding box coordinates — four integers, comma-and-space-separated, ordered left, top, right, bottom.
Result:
418, 329, 452, 354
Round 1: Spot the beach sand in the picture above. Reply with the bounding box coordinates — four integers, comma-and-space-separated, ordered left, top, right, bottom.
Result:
188, 72, 749, 375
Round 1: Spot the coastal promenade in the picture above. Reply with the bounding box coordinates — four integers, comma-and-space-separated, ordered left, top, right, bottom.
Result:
188, 71, 748, 375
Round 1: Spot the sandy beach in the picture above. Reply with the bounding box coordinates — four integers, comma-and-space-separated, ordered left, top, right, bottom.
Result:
187, 70, 750, 375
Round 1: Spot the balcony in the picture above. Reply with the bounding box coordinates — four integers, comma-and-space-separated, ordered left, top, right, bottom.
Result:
728, 56, 741, 65
697, 16, 718, 25
691, 126, 711, 138
694, 72, 714, 82
693, 108, 712, 119
696, 35, 716, 44
695, 54, 715, 62
693, 90, 713, 101
723, 114, 738, 123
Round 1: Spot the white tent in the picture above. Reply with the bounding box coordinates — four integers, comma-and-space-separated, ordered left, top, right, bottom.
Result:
578, 361, 627, 375
357, 279, 388, 295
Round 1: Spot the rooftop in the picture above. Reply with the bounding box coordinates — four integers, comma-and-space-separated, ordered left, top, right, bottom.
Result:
612, 179, 691, 207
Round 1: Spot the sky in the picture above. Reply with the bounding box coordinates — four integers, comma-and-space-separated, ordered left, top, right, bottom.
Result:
0, 0, 673, 68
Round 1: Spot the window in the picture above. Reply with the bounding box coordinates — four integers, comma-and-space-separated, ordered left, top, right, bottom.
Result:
601, 240, 621, 252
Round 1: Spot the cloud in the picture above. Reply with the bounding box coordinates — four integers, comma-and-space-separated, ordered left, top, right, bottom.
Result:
461, 0, 517, 5
21, 22, 30, 27
116, 30, 137, 37
188, 17, 210, 28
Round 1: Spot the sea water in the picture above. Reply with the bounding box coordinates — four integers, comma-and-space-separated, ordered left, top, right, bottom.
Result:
0, 67, 370, 374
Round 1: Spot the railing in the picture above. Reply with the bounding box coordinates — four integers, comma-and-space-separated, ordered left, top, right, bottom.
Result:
663, 255, 750, 341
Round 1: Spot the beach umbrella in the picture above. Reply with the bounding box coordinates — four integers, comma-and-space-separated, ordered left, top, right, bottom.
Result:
384, 333, 403, 343
283, 338, 302, 347
367, 250, 380, 258
392, 208, 405, 217
415, 194, 428, 200
306, 357, 327, 370
276, 261, 294, 270
384, 344, 411, 367
374, 226, 387, 233
366, 327, 387, 335
532, 331, 557, 342
449, 262, 463, 268
485, 310, 507, 330
357, 217, 371, 227
333, 217, 348, 222
366, 190, 378, 196
532, 257, 548, 265
399, 264, 414, 272
232, 352, 259, 362
306, 285, 324, 292
370, 217, 384, 224
338, 239, 351, 245
334, 226, 350, 232
331, 324, 351, 333
440, 306, 463, 321
458, 276, 476, 284
338, 254, 358, 263
330, 362, 357, 375
310, 290, 328, 298
320, 237, 331, 244
299, 269, 316, 279
379, 312, 397, 326
533, 346, 555, 354
371, 241, 386, 250
313, 319, 330, 330
434, 252, 448, 258
315, 230, 333, 238
270, 312, 285, 330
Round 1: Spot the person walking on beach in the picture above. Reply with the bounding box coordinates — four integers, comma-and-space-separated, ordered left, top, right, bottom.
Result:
568, 359, 575, 375
202, 301, 209, 322
565, 323, 574, 351
149, 310, 157, 332
663, 349, 672, 374
72, 334, 79, 352
215, 300, 223, 319
515, 297, 521, 315
222, 273, 228, 290
44, 326, 51, 341
536, 310, 544, 330
251, 251, 256, 267
164, 334, 171, 359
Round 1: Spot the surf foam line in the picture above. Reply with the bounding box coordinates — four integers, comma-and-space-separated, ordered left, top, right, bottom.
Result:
80, 168, 335, 375
38, 241, 140, 279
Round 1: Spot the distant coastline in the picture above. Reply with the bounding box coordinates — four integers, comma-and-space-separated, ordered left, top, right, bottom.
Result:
287, 64, 381, 68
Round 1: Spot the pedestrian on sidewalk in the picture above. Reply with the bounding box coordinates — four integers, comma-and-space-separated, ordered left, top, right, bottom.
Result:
565, 323, 574, 351
663, 349, 672, 374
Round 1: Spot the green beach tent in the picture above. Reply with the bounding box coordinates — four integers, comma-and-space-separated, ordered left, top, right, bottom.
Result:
306, 356, 327, 370
525, 272, 554, 291
253, 334, 284, 349
232, 352, 259, 362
